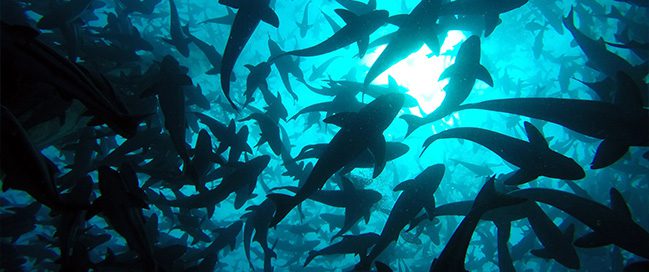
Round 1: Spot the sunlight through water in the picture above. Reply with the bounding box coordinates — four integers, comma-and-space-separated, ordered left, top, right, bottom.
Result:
362, 31, 467, 117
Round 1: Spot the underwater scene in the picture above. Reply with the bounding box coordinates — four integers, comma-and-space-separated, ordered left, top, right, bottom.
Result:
1, 0, 648, 271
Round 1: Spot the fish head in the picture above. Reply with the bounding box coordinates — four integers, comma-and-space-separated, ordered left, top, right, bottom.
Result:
416, 164, 445, 192
366, 9, 390, 27
545, 153, 585, 181
366, 190, 383, 204
455, 35, 481, 65
250, 155, 272, 170
360, 93, 404, 131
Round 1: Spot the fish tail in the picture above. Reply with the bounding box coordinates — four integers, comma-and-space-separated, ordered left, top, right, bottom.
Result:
473, 176, 524, 214
304, 250, 317, 267
400, 114, 426, 138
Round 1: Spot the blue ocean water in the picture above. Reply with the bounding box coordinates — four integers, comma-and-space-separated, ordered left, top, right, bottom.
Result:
1, 0, 648, 271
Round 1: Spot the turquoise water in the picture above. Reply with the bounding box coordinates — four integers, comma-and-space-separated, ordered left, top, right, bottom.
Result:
1, 0, 648, 271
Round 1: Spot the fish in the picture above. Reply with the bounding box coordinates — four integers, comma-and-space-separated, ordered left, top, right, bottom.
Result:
563, 8, 648, 105
304, 233, 379, 267
321, 10, 343, 33
275, 9, 389, 59
356, 164, 445, 270
182, 221, 243, 263
242, 199, 277, 272
508, 187, 649, 259
158, 155, 270, 217
423, 122, 585, 184
430, 177, 524, 272
438, 0, 529, 36
242, 61, 272, 107
117, 0, 162, 15
296, 1, 313, 38
268, 93, 404, 227
450, 159, 494, 177
194, 113, 252, 163
88, 165, 159, 271
186, 31, 226, 76
309, 56, 343, 81
140, 55, 199, 188
293, 141, 409, 174
363, 0, 442, 88
162, 0, 191, 57
401, 35, 493, 136
198, 7, 236, 25
239, 112, 284, 156
456, 98, 649, 169
1, 106, 65, 210
268, 38, 304, 101
614, 0, 649, 7
1, 23, 142, 138
275, 176, 382, 239
219, 0, 280, 111
526, 205, 580, 269
336, 0, 377, 15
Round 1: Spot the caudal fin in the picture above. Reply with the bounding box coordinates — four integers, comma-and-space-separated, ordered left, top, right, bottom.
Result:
400, 114, 426, 137
472, 176, 524, 214
303, 250, 317, 267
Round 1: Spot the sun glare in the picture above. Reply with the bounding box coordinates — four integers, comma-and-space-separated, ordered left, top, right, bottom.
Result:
362, 31, 467, 117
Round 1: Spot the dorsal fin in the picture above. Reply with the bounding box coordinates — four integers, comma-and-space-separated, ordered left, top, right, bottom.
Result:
609, 188, 632, 220
367, 0, 377, 11
524, 121, 548, 148
335, 9, 357, 24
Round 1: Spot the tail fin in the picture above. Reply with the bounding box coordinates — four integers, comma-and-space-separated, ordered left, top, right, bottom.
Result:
303, 250, 317, 267
400, 114, 426, 137
472, 176, 524, 214
562, 8, 575, 32
267, 194, 297, 227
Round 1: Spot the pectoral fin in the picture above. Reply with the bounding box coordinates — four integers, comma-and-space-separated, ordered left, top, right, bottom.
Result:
438, 63, 457, 81
524, 121, 548, 148
368, 134, 387, 178
476, 64, 494, 87
335, 9, 357, 24
424, 202, 436, 220
388, 14, 409, 27
261, 8, 280, 28
357, 37, 369, 58
484, 14, 502, 37
503, 169, 539, 185
609, 188, 632, 220
591, 139, 628, 169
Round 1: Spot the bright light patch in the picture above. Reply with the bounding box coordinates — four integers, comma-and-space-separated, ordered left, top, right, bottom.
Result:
362, 31, 467, 117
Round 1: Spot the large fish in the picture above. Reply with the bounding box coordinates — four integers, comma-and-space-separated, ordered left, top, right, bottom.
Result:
275, 9, 389, 59
220, 0, 280, 110
401, 35, 492, 136
508, 187, 649, 259
268, 93, 404, 227
457, 98, 649, 169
